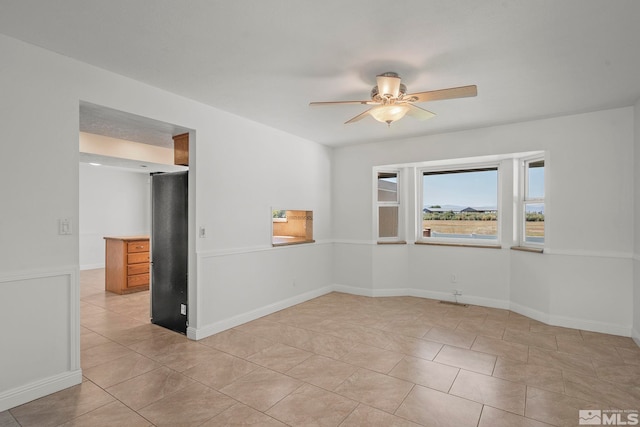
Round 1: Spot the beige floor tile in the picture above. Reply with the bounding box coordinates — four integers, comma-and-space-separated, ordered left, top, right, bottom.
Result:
286, 354, 358, 390
471, 335, 529, 362
83, 352, 161, 388
340, 343, 405, 374
456, 318, 506, 339
247, 342, 312, 372
103, 323, 174, 347
504, 328, 557, 350
80, 340, 135, 370
9, 381, 114, 427
199, 328, 274, 358
389, 355, 459, 392
106, 366, 196, 410
450, 369, 526, 415
384, 335, 443, 360
433, 345, 496, 375
339, 404, 421, 427
320, 321, 393, 349
126, 332, 190, 359
395, 384, 482, 427
557, 336, 625, 364
528, 347, 596, 376
15, 273, 635, 427
57, 401, 151, 427
529, 323, 581, 338
424, 325, 477, 348
219, 367, 302, 411
380, 316, 434, 338
201, 403, 287, 426
580, 330, 639, 349
0, 410, 20, 427
266, 383, 358, 426
287, 329, 357, 359
492, 357, 565, 393
594, 362, 640, 387
562, 371, 639, 408
155, 341, 231, 372
333, 368, 413, 413
478, 406, 554, 427
138, 382, 235, 427
525, 386, 601, 427
182, 351, 259, 389
234, 318, 290, 342
617, 346, 640, 366
80, 330, 111, 351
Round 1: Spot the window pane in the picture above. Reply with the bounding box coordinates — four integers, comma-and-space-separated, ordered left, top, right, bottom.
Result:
525, 203, 545, 244
422, 169, 498, 239
378, 172, 398, 202
527, 160, 544, 199
379, 206, 398, 238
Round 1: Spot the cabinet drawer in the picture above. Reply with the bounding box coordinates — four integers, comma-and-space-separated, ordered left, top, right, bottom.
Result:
128, 252, 149, 264
128, 263, 149, 275
128, 273, 149, 288
128, 241, 149, 253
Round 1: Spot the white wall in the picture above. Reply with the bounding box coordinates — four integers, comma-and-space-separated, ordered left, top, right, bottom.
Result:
333, 107, 635, 336
0, 34, 332, 411
79, 163, 151, 270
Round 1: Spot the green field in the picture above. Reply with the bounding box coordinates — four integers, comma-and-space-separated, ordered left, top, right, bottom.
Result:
422, 220, 544, 237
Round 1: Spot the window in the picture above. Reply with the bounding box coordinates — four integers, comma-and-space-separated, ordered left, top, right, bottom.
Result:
376, 171, 401, 241
522, 158, 545, 246
419, 166, 499, 245
272, 209, 314, 246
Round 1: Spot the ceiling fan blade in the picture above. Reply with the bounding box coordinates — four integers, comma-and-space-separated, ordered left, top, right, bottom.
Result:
309, 100, 375, 106
406, 104, 436, 121
377, 74, 401, 98
405, 85, 477, 103
344, 108, 373, 124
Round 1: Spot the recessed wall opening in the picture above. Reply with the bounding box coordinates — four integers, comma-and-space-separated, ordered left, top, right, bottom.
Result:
272, 209, 314, 246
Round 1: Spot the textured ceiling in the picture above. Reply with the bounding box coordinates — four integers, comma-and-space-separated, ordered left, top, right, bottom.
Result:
79, 102, 189, 148
2, 1, 640, 147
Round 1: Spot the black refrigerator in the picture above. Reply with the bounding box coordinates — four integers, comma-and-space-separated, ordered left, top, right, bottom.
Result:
150, 171, 188, 334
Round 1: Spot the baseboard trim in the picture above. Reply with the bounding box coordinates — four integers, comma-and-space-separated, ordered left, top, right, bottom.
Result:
188, 282, 635, 341
187, 285, 335, 340
0, 370, 82, 412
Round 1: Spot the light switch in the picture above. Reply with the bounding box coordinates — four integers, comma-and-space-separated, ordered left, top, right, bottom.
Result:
58, 218, 72, 235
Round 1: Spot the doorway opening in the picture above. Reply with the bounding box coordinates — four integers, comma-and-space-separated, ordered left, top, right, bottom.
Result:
78, 101, 193, 338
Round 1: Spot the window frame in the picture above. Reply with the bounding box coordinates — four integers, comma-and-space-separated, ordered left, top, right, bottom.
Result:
520, 155, 545, 249
416, 162, 502, 247
374, 169, 403, 242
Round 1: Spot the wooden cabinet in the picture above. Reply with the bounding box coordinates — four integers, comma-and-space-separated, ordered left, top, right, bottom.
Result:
104, 236, 150, 294
173, 133, 189, 166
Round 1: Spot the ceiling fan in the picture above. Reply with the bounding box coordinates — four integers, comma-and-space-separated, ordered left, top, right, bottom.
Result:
310, 72, 477, 126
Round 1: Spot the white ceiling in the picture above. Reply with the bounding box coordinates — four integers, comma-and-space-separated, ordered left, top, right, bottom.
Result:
1, 1, 640, 147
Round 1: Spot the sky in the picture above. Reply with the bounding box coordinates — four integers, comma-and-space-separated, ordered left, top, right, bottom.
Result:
422, 167, 544, 208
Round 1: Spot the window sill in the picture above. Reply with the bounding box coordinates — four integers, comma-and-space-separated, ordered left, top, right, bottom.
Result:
377, 240, 407, 245
511, 245, 544, 254
272, 237, 315, 247
415, 241, 501, 249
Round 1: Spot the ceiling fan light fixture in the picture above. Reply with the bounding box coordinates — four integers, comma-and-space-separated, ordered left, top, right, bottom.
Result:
370, 104, 410, 126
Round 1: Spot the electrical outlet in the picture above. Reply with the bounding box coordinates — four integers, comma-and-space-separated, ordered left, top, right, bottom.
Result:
199, 226, 206, 238
450, 273, 458, 283
180, 304, 187, 315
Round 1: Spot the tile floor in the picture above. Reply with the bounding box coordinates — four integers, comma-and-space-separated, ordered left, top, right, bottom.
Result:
2, 268, 639, 426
